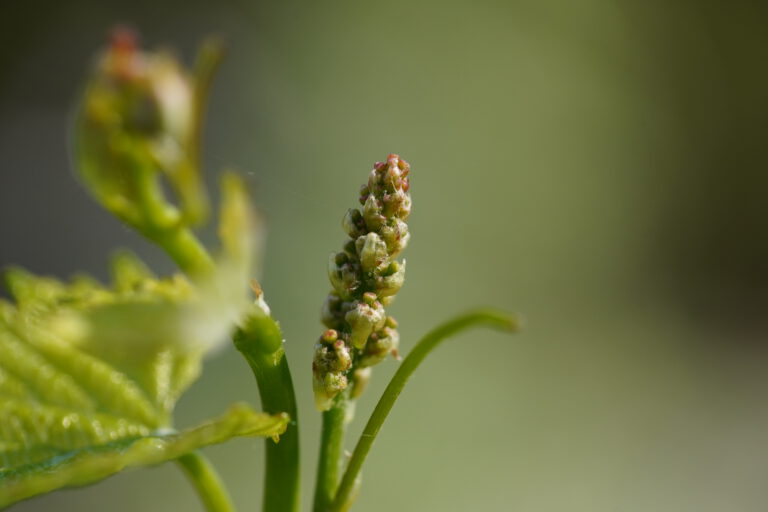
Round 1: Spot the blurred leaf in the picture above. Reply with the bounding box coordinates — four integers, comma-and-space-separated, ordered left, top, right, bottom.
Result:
2, 261, 204, 423
0, 403, 288, 508
0, 252, 277, 507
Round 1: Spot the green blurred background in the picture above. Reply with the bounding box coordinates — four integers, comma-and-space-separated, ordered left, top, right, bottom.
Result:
2, 0, 768, 510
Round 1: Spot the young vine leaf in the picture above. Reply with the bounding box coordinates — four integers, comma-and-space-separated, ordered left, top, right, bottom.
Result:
0, 241, 278, 508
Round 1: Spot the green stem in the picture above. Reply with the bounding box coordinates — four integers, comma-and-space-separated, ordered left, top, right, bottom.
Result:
313, 393, 349, 512
177, 451, 235, 512
234, 311, 300, 512
131, 160, 215, 278
329, 309, 520, 512
150, 226, 216, 278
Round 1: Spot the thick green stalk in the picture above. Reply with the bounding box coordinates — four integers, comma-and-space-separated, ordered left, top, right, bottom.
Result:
330, 309, 520, 512
234, 312, 300, 512
313, 393, 349, 512
177, 451, 235, 512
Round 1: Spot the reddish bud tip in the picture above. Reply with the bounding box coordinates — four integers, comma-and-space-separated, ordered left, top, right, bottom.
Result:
110, 25, 138, 54
322, 329, 339, 343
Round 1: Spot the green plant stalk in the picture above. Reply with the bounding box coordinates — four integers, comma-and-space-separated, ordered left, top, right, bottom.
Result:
234, 312, 300, 512
177, 451, 235, 512
329, 309, 520, 512
146, 225, 216, 278
131, 165, 214, 278
313, 391, 349, 512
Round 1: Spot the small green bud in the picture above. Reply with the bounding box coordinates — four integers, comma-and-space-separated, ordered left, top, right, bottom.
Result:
374, 260, 406, 297
366, 170, 382, 196
382, 189, 412, 219
356, 232, 388, 273
321, 329, 339, 344
334, 252, 349, 266
361, 291, 378, 306
333, 340, 353, 372
313, 337, 352, 373
312, 371, 348, 411
328, 253, 361, 299
362, 194, 385, 231
344, 299, 385, 349
379, 218, 410, 256
383, 166, 402, 192
358, 185, 370, 205
342, 209, 366, 239
342, 240, 358, 258
312, 336, 354, 410
359, 326, 400, 368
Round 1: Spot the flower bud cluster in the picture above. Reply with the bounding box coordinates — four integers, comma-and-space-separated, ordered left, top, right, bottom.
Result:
313, 154, 411, 410
76, 28, 210, 234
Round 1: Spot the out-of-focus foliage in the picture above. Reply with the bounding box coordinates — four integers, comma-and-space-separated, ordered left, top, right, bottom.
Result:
0, 403, 287, 508
1, 52, 267, 504
75, 28, 212, 235
2, 1, 768, 511
3, 255, 209, 426
0, 255, 285, 508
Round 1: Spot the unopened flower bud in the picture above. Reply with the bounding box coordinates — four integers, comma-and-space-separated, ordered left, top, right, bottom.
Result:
342, 240, 358, 260
315, 338, 351, 372
375, 260, 406, 297
367, 169, 382, 196
358, 185, 370, 205
359, 326, 400, 367
356, 232, 388, 273
361, 291, 378, 306
328, 253, 361, 299
312, 336, 354, 410
379, 218, 410, 256
362, 194, 385, 231
320, 329, 338, 344
332, 340, 353, 372
312, 370, 348, 411
342, 209, 366, 239
334, 251, 349, 266
383, 165, 405, 193
382, 189, 411, 220
345, 299, 385, 349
